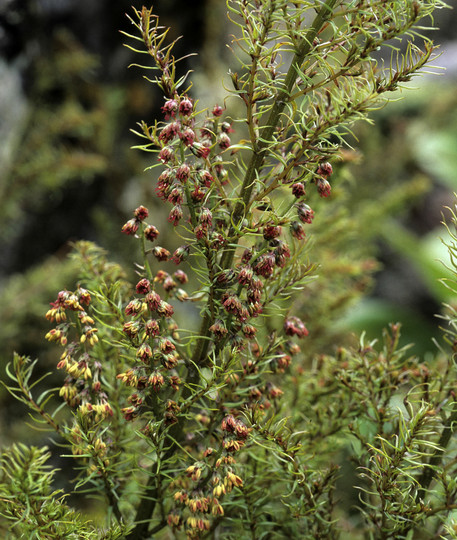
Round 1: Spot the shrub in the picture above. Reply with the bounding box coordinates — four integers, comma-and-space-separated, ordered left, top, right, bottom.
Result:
2, 2, 456, 539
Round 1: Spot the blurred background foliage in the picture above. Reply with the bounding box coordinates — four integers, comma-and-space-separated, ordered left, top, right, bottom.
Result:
0, 0, 456, 488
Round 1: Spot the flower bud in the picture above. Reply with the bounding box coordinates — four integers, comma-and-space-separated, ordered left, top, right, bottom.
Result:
167, 187, 184, 205
134, 205, 149, 221
212, 104, 224, 117
171, 245, 190, 265
218, 132, 231, 150
168, 205, 183, 226
121, 219, 139, 235
290, 221, 306, 240
296, 203, 314, 224
161, 99, 178, 117
159, 121, 180, 143
136, 278, 151, 295
158, 146, 174, 164
263, 224, 281, 240
152, 246, 170, 261
291, 182, 306, 198
253, 252, 276, 278
209, 319, 228, 339
144, 319, 160, 337
136, 343, 153, 362
176, 163, 191, 183
317, 162, 333, 177
194, 143, 211, 159
179, 127, 195, 146
174, 269, 188, 284
284, 316, 309, 338
179, 97, 193, 116
144, 224, 159, 241
145, 291, 161, 311
316, 177, 331, 198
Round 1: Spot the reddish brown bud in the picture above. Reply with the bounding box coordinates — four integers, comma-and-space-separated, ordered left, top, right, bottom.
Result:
145, 291, 162, 311
136, 343, 153, 362
237, 266, 253, 286
157, 301, 174, 318
284, 316, 309, 338
290, 221, 306, 240
161, 99, 178, 117
221, 121, 234, 133
273, 241, 291, 267
198, 170, 213, 186
212, 104, 224, 116
266, 382, 283, 399
191, 185, 206, 202
168, 205, 183, 226
125, 299, 145, 316
179, 127, 195, 146
159, 121, 180, 143
222, 293, 243, 315
241, 248, 253, 264
144, 320, 159, 338
163, 276, 177, 292
317, 162, 333, 177
134, 205, 149, 221
171, 245, 190, 265
176, 163, 191, 183
209, 319, 228, 339
241, 323, 257, 338
136, 278, 151, 295
316, 177, 331, 198
167, 187, 183, 205
152, 246, 171, 262
296, 203, 314, 224
123, 321, 140, 338
173, 270, 188, 284
291, 182, 306, 198
179, 97, 193, 116
158, 146, 174, 164
194, 224, 207, 239
221, 414, 237, 432
144, 224, 159, 241
194, 143, 211, 159
149, 371, 165, 391
199, 207, 212, 226
263, 224, 282, 240
168, 375, 180, 390
218, 132, 231, 150
253, 252, 276, 278
121, 219, 139, 235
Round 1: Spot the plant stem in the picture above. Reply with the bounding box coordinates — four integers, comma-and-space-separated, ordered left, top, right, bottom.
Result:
221, 0, 337, 268
125, 422, 181, 539
416, 403, 457, 502
193, 0, 338, 367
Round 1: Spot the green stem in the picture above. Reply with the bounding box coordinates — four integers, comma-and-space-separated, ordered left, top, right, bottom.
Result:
416, 403, 457, 502
219, 0, 337, 270
193, 0, 338, 367
125, 421, 181, 539
140, 224, 154, 281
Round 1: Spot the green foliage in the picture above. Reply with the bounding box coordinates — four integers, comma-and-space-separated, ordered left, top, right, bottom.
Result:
0, 31, 111, 234
2, 2, 457, 539
0, 443, 125, 539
